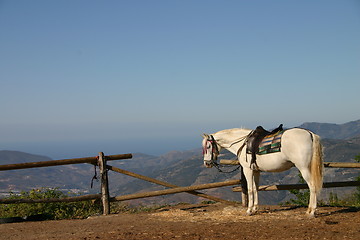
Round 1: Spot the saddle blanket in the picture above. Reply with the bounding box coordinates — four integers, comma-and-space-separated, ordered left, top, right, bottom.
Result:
258, 130, 284, 155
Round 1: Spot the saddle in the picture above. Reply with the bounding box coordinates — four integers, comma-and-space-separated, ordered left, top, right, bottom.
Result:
247, 124, 283, 169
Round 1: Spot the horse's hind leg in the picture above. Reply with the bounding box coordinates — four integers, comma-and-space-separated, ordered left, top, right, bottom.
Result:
306, 180, 318, 217
298, 167, 317, 217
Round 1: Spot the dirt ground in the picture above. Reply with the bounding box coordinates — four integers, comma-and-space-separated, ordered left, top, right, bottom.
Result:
1, 203, 360, 240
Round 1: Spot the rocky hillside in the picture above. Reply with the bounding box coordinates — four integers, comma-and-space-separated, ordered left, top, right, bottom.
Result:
0, 150, 199, 196
0, 151, 95, 195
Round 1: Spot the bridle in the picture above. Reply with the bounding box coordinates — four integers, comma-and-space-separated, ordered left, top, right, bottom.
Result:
203, 135, 219, 166
203, 135, 240, 173
203, 133, 251, 173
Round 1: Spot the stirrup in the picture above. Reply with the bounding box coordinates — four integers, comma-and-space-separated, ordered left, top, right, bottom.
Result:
250, 162, 260, 171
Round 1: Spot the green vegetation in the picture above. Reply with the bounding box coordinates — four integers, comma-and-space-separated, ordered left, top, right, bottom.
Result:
353, 153, 360, 205
323, 153, 360, 207
283, 153, 360, 207
282, 172, 310, 206
0, 188, 101, 220
0, 188, 169, 220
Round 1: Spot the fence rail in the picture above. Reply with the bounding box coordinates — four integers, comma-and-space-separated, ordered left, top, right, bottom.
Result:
233, 181, 360, 192
106, 165, 236, 205
111, 179, 241, 202
219, 159, 360, 168
0, 153, 132, 171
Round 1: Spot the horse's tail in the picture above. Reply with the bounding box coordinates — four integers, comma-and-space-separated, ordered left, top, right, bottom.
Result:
310, 132, 324, 195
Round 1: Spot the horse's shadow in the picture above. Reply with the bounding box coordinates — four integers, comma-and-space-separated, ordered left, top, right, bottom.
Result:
316, 206, 360, 217
260, 205, 360, 217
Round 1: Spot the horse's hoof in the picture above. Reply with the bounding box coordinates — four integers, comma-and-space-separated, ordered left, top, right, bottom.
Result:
306, 212, 315, 218
245, 211, 254, 216
306, 208, 316, 218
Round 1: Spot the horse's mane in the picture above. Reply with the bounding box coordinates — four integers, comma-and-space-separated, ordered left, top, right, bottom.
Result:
214, 128, 252, 135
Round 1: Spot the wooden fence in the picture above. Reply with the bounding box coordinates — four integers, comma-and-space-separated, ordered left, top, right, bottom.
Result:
0, 154, 359, 215
0, 152, 241, 215
0, 152, 132, 214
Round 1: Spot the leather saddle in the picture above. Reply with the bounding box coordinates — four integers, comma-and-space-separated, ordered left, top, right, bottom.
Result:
247, 124, 283, 169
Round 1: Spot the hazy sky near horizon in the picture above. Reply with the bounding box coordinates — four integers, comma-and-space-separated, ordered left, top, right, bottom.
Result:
1, 1, 359, 158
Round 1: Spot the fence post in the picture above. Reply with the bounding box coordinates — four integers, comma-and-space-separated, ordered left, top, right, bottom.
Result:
98, 152, 110, 215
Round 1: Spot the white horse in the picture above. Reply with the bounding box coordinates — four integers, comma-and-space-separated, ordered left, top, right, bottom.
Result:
202, 128, 323, 217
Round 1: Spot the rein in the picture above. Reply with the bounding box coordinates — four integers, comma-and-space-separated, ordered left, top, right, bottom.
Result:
213, 161, 241, 173
224, 134, 249, 148
90, 164, 98, 188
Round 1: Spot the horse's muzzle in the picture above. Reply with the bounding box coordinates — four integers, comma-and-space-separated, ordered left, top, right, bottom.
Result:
204, 161, 213, 168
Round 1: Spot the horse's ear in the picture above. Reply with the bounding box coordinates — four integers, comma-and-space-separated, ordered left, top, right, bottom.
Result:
202, 133, 209, 139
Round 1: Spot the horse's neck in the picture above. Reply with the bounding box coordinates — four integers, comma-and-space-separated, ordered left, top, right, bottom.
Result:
214, 128, 252, 155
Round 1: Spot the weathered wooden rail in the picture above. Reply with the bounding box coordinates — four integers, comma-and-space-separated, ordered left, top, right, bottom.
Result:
233, 181, 360, 192
0, 153, 132, 171
110, 179, 241, 202
106, 165, 237, 205
219, 159, 360, 168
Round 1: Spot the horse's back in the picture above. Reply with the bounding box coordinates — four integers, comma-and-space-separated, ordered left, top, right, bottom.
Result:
282, 128, 315, 148
281, 128, 315, 164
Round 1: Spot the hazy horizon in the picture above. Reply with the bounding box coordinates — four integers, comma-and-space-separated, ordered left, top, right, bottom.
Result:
2, 119, 359, 160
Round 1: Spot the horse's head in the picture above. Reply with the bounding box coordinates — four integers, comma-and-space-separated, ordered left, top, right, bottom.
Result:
202, 134, 220, 168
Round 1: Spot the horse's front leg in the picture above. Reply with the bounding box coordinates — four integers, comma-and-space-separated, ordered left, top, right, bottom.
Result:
252, 171, 260, 213
243, 167, 256, 215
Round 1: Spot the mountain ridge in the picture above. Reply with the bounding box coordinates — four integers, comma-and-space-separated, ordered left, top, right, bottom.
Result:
298, 119, 360, 139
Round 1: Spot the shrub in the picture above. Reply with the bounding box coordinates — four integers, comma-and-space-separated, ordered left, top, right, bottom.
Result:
353, 154, 360, 205
282, 172, 310, 206
0, 188, 101, 220
283, 153, 360, 207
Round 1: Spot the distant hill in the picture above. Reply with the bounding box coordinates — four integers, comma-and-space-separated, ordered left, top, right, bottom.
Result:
1, 119, 360, 205
0, 150, 51, 164
299, 120, 360, 139
0, 150, 95, 194
0, 150, 199, 196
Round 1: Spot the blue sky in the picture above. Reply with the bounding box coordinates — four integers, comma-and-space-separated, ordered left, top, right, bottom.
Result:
1, 1, 359, 158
